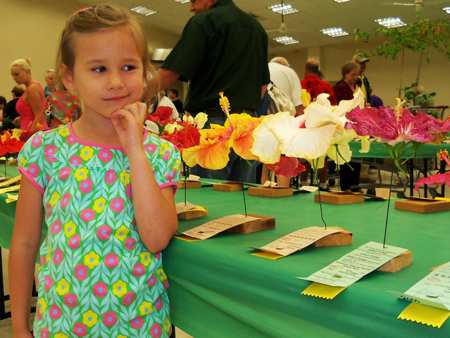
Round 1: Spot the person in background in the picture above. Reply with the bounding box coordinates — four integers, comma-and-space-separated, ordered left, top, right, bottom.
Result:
414, 85, 435, 106
10, 58, 47, 133
158, 0, 270, 183
44, 69, 57, 99
3, 85, 25, 126
168, 88, 184, 116
157, 90, 179, 119
0, 96, 6, 122
370, 85, 383, 108
353, 53, 371, 107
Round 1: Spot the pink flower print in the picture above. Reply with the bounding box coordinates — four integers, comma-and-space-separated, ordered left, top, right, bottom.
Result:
40, 328, 50, 338
44, 276, 54, 291
97, 225, 112, 241
132, 263, 145, 278
110, 197, 124, 213
70, 155, 82, 166
45, 203, 52, 218
66, 135, 76, 145
64, 292, 78, 308
145, 143, 157, 153
165, 169, 177, 181
80, 208, 95, 222
40, 256, 46, 266
73, 323, 87, 337
164, 280, 169, 289
162, 150, 170, 161
105, 169, 117, 185
27, 163, 40, 178
79, 177, 93, 194
46, 174, 52, 183
32, 134, 42, 148
53, 249, 64, 265
125, 238, 136, 251
147, 275, 157, 287
154, 297, 163, 310
45, 145, 58, 163
102, 311, 117, 327
126, 184, 132, 199
151, 323, 162, 337
104, 252, 119, 269
60, 193, 71, 208
50, 220, 62, 235
123, 291, 135, 306
68, 234, 81, 250
93, 281, 108, 298
98, 149, 113, 163
130, 316, 144, 330
74, 263, 88, 281
58, 167, 72, 180
155, 252, 161, 259
49, 305, 61, 320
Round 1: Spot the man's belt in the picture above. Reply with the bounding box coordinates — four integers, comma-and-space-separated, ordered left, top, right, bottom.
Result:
204, 108, 256, 117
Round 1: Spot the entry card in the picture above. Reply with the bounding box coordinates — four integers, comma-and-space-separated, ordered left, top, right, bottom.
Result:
180, 214, 260, 240
251, 226, 343, 259
176, 202, 201, 214
0, 184, 20, 195
298, 241, 408, 288
0, 175, 21, 188
6, 193, 18, 203
389, 262, 450, 311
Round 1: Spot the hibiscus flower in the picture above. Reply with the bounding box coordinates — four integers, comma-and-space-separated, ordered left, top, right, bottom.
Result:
415, 150, 450, 191
0, 129, 26, 156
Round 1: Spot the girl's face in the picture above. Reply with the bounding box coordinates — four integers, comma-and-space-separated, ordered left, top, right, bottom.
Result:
11, 66, 29, 85
345, 69, 359, 86
63, 27, 145, 121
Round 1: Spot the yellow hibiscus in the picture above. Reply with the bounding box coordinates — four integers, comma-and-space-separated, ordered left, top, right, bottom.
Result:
74, 168, 89, 181
112, 280, 127, 297
120, 171, 130, 186
140, 252, 152, 266
80, 146, 94, 161
225, 114, 264, 161
84, 252, 100, 269
115, 226, 129, 241
49, 191, 60, 207
11, 128, 23, 140
64, 221, 77, 237
93, 197, 106, 213
82, 310, 98, 327
56, 279, 70, 295
139, 301, 153, 316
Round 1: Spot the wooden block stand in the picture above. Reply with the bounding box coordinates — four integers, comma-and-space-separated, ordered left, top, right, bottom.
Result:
213, 181, 243, 192
227, 214, 275, 234
1, 178, 20, 186
248, 187, 293, 198
314, 227, 353, 247
6, 159, 18, 166
377, 251, 413, 273
314, 192, 364, 205
178, 180, 202, 189
395, 199, 450, 214
177, 206, 208, 220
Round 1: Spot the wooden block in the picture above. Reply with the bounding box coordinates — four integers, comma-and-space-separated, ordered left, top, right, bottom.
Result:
377, 251, 413, 273
395, 199, 450, 214
6, 159, 18, 166
248, 186, 293, 197
430, 264, 446, 272
314, 192, 364, 205
227, 214, 276, 234
314, 227, 353, 247
177, 206, 208, 220
178, 180, 202, 189
1, 177, 20, 186
213, 181, 243, 192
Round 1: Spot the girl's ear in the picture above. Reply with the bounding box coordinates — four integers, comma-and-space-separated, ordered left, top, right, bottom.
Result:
60, 64, 75, 92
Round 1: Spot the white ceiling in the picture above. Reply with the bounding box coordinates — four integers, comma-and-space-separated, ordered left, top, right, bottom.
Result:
77, 0, 450, 52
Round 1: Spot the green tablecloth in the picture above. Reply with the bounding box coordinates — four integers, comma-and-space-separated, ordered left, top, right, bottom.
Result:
349, 141, 450, 159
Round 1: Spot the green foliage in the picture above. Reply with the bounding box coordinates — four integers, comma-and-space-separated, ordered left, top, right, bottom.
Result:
0, 116, 16, 132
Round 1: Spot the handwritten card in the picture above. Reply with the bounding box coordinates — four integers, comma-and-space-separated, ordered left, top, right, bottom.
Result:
251, 226, 343, 259
298, 241, 408, 287
6, 193, 18, 203
180, 214, 260, 240
0, 185, 20, 195
176, 202, 199, 214
0, 175, 21, 188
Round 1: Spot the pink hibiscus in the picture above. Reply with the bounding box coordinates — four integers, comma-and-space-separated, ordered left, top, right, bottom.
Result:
415, 150, 450, 191
267, 156, 306, 178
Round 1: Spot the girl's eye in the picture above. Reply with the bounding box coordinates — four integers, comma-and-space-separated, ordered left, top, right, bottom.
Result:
123, 65, 136, 71
92, 66, 107, 73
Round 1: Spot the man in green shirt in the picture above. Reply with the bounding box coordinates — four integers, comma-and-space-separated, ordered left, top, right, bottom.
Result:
158, 0, 270, 182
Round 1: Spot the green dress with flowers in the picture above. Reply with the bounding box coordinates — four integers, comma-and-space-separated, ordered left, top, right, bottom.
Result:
18, 123, 181, 338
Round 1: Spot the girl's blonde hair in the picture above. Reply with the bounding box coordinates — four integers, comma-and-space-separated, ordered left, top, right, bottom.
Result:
56, 4, 159, 100
10, 58, 32, 73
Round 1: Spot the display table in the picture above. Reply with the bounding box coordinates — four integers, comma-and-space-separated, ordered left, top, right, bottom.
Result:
1, 169, 450, 337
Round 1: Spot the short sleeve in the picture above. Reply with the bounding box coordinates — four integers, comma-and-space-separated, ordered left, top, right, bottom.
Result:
18, 132, 48, 194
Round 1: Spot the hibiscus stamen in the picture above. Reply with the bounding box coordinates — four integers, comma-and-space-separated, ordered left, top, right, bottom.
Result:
437, 150, 450, 167
394, 98, 405, 122
219, 92, 235, 130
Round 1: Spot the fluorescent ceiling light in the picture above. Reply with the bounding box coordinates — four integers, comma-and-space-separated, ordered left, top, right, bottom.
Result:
375, 18, 407, 28
334, 0, 352, 3
268, 3, 299, 15
443, 7, 450, 14
273, 36, 299, 45
320, 27, 349, 37
131, 6, 157, 16
173, 0, 190, 4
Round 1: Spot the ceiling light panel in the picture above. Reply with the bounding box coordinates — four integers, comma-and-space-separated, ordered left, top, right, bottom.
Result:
334, 0, 352, 3
375, 18, 407, 28
131, 6, 157, 16
273, 36, 299, 45
320, 27, 349, 37
268, 3, 299, 15
443, 7, 450, 14
173, 0, 190, 4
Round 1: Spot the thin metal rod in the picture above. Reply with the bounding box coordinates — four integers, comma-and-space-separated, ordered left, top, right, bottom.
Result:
383, 162, 395, 248
313, 159, 327, 229
239, 158, 248, 217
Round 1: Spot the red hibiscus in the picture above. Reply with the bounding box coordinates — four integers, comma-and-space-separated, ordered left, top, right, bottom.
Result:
267, 156, 306, 177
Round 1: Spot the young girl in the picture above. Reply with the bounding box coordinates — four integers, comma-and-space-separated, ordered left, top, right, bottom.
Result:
9, 5, 180, 338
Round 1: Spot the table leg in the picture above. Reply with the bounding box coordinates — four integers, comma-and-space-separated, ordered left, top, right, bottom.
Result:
409, 159, 414, 197
0, 248, 11, 320
424, 159, 428, 198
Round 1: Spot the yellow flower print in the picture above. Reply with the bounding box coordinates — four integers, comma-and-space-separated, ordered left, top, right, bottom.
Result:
74, 168, 89, 181
64, 221, 77, 238
115, 226, 129, 241
49, 191, 60, 207
156, 269, 167, 281
84, 252, 100, 269
56, 279, 70, 295
139, 301, 153, 316
80, 146, 94, 161
19, 157, 27, 167
140, 252, 152, 266
58, 127, 70, 137
117, 336, 128, 338
93, 197, 106, 213
120, 170, 130, 186
46, 246, 51, 262
159, 143, 171, 155
173, 159, 181, 170
112, 280, 127, 297
54, 334, 69, 338
82, 310, 98, 327
163, 317, 171, 332
38, 297, 47, 314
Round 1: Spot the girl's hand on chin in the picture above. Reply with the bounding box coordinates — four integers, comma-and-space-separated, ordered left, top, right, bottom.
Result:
111, 102, 147, 154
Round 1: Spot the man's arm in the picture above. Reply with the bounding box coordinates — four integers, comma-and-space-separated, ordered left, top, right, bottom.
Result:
261, 85, 267, 99
295, 105, 305, 116
158, 68, 181, 91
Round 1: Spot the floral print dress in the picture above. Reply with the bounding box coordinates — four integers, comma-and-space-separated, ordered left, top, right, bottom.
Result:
18, 123, 181, 338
